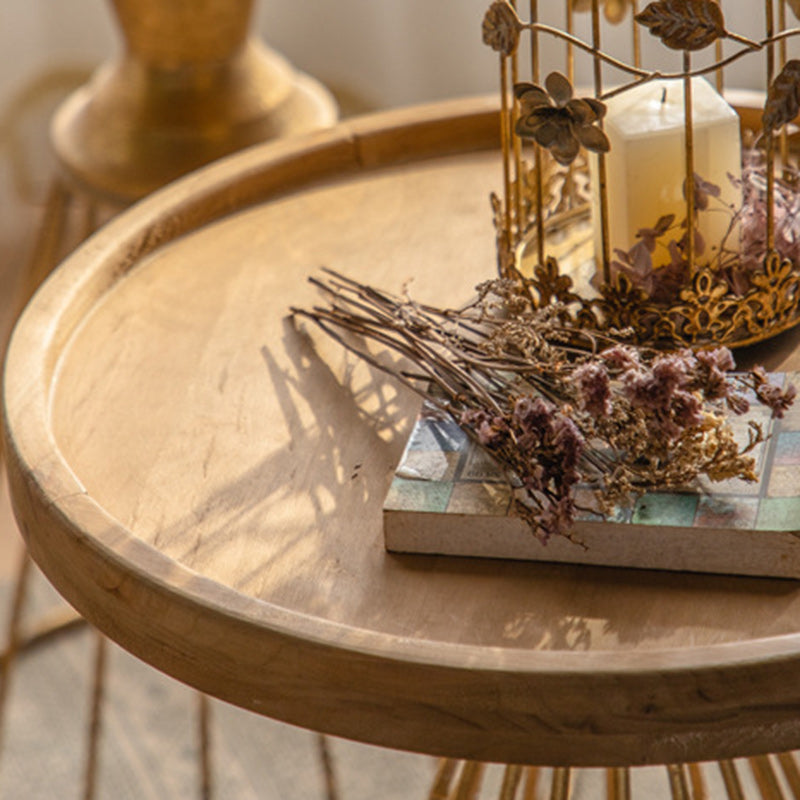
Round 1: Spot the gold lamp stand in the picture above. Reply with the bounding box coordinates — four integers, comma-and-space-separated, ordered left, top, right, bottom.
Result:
51, 0, 338, 205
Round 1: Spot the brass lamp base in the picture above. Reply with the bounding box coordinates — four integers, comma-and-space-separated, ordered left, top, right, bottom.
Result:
52, 38, 337, 205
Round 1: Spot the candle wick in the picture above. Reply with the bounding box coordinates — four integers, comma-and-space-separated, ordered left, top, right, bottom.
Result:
661, 87, 667, 104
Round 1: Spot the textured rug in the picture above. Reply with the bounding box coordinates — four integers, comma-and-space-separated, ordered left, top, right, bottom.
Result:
1, 567, 797, 799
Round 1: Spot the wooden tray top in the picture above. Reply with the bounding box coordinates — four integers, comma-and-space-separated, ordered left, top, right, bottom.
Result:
6, 98, 800, 768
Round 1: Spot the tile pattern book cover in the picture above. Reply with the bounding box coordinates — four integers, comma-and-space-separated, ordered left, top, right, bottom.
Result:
383, 373, 800, 578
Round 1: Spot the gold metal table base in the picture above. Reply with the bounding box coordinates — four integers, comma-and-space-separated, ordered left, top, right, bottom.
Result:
427, 756, 800, 800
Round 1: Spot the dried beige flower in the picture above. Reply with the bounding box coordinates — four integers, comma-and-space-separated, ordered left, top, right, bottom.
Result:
295, 272, 791, 543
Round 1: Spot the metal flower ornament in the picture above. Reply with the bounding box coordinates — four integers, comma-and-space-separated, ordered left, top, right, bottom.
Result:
515, 74, 609, 166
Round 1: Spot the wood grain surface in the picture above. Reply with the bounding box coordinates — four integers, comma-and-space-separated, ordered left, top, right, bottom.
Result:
6, 97, 800, 768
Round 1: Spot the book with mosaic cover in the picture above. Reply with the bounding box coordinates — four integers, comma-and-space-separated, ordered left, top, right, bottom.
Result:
383, 373, 800, 578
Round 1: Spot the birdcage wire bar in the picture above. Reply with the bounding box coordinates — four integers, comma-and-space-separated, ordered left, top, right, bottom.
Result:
484, 0, 800, 347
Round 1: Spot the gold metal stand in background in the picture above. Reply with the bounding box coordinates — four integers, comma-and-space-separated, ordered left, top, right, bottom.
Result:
52, 0, 337, 205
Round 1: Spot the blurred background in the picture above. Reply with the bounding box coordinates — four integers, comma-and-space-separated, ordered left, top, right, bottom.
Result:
0, 1, 778, 115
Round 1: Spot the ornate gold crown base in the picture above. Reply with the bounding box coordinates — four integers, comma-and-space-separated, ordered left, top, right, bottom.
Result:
51, 39, 338, 206
505, 224, 800, 350
499, 150, 800, 350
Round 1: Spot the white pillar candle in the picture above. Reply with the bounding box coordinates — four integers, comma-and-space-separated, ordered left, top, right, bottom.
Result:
593, 77, 741, 273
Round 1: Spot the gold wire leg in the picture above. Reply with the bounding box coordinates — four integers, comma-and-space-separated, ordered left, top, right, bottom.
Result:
79, 198, 100, 243
688, 762, 708, 800
778, 752, 800, 799
0, 606, 84, 657
429, 759, 460, 800
750, 755, 786, 800
316, 733, 339, 800
17, 178, 72, 312
719, 760, 746, 800
667, 764, 690, 800
606, 767, 630, 800
550, 767, 571, 800
82, 632, 108, 800
453, 761, 485, 800
779, 0, 790, 172
0, 550, 32, 761
198, 693, 213, 800
499, 764, 523, 800
523, 767, 541, 800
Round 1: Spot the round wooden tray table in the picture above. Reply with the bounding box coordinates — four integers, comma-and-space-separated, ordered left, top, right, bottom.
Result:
6, 98, 800, 771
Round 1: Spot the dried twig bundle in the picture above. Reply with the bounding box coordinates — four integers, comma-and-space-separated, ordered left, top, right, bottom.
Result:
293, 270, 795, 542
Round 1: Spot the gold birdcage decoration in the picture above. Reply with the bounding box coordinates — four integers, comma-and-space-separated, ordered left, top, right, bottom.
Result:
483, 0, 800, 347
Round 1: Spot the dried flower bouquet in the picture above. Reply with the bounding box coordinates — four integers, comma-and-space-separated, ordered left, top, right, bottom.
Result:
611, 152, 800, 303
294, 270, 795, 544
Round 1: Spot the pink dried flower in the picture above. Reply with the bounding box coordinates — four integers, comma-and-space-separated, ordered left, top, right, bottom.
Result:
600, 344, 640, 371
702, 368, 728, 401
736, 150, 800, 286
636, 213, 675, 252
607, 153, 800, 303
696, 347, 735, 372
573, 361, 612, 417
550, 415, 585, 477
758, 383, 797, 418
752, 367, 797, 419
726, 392, 750, 415
610, 242, 653, 288
694, 347, 735, 401
532, 497, 576, 544
462, 408, 510, 446
649, 242, 690, 303
621, 369, 656, 408
685, 173, 721, 212
513, 395, 555, 434
624, 353, 689, 414
652, 354, 690, 389
461, 408, 487, 427
670, 390, 704, 429
619, 352, 713, 440
299, 270, 793, 544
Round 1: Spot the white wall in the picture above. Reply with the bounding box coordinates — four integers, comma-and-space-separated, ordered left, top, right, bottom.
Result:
0, 2, 793, 118
254, 2, 786, 109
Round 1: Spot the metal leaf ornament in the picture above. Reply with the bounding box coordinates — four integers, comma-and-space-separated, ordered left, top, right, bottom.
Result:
515, 73, 609, 167
482, 1, 523, 56
635, 0, 726, 51
763, 60, 800, 133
